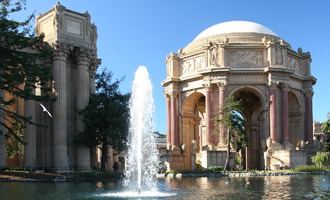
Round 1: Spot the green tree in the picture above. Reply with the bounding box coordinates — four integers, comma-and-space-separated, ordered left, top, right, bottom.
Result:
154, 131, 166, 138
311, 152, 329, 169
0, 0, 55, 141
324, 112, 330, 152
6, 114, 24, 158
213, 95, 249, 171
73, 69, 130, 171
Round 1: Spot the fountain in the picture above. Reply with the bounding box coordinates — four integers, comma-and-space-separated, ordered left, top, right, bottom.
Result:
123, 65, 160, 194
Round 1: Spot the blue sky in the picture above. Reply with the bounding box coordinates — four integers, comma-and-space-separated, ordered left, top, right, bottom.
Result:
11, 0, 330, 134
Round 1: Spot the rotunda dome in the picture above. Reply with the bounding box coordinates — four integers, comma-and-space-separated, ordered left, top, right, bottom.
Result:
193, 21, 278, 42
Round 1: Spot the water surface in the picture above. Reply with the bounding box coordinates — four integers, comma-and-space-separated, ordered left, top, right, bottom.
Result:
0, 175, 329, 199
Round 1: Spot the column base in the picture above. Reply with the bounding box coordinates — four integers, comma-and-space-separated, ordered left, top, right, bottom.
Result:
304, 143, 316, 165
282, 142, 294, 150
270, 142, 283, 150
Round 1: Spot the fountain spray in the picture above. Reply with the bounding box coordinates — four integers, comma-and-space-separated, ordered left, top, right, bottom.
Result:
124, 66, 160, 194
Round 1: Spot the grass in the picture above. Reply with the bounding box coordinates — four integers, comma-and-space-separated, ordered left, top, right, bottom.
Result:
293, 165, 329, 172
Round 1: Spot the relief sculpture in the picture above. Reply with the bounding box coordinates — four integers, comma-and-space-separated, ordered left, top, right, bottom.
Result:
286, 57, 299, 73
229, 51, 263, 67
181, 57, 205, 75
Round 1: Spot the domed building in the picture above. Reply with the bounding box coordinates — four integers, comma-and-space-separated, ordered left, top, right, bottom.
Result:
161, 21, 316, 170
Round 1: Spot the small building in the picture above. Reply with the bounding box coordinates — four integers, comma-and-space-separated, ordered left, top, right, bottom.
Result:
162, 21, 317, 171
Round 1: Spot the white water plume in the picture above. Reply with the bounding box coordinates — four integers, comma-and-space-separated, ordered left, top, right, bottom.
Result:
124, 66, 160, 193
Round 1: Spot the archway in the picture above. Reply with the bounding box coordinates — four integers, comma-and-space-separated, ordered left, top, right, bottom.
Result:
230, 87, 264, 170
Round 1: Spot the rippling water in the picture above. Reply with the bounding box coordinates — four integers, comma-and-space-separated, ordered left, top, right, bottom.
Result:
0, 175, 329, 199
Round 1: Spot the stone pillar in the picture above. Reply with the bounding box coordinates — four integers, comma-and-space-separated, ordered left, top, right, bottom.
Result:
0, 88, 6, 168
165, 94, 171, 144
281, 83, 293, 149
75, 48, 91, 171
204, 84, 213, 146
217, 82, 227, 147
304, 88, 314, 144
269, 81, 281, 149
170, 92, 178, 147
24, 89, 37, 168
52, 42, 69, 170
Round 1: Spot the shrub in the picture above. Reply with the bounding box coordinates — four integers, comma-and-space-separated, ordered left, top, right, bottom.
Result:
293, 165, 322, 172
196, 160, 202, 169
208, 166, 224, 172
312, 152, 330, 169
235, 155, 243, 165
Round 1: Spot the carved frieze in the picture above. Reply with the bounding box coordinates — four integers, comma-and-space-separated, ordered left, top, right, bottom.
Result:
286, 57, 299, 73
181, 57, 205, 76
228, 51, 263, 67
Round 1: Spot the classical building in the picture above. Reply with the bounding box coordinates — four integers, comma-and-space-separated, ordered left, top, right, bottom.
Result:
162, 21, 317, 171
0, 3, 123, 172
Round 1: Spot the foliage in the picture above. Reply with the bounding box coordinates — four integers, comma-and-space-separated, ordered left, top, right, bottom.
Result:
0, 0, 55, 141
234, 155, 243, 165
323, 112, 330, 133
213, 95, 249, 171
6, 114, 24, 158
154, 131, 166, 138
73, 69, 130, 171
293, 165, 325, 172
325, 140, 330, 152
208, 166, 224, 172
311, 152, 330, 169
196, 160, 202, 169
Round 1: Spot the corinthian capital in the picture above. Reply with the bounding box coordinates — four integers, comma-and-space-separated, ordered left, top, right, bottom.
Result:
51, 42, 71, 60
203, 83, 213, 91
217, 81, 227, 90
268, 81, 278, 90
281, 83, 290, 91
304, 88, 314, 97
74, 47, 92, 65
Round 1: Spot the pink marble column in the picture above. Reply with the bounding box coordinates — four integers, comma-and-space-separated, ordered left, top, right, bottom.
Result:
218, 82, 227, 145
205, 85, 213, 144
171, 94, 178, 146
281, 83, 290, 143
166, 96, 171, 144
269, 82, 278, 143
305, 89, 314, 144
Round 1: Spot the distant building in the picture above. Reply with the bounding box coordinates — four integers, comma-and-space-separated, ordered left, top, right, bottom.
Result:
162, 21, 317, 171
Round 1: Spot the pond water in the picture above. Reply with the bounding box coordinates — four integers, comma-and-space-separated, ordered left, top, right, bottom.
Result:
1, 174, 329, 199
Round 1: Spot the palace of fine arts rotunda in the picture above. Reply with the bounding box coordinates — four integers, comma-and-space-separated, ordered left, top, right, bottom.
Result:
162, 21, 317, 171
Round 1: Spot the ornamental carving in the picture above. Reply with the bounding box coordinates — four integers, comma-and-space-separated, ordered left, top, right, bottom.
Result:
53, 2, 64, 37
286, 57, 299, 72
275, 46, 283, 65
209, 42, 218, 66
181, 57, 205, 75
51, 42, 71, 59
304, 88, 314, 97
268, 81, 278, 90
228, 51, 263, 67
281, 83, 290, 91
74, 47, 92, 64
217, 81, 227, 90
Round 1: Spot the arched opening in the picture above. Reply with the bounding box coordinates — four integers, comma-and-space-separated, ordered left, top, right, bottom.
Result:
288, 91, 302, 148
231, 89, 263, 170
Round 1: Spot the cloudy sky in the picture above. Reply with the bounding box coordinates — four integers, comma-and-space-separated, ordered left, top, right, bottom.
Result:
11, 0, 330, 134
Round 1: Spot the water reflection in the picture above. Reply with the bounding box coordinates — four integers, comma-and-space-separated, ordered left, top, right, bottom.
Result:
0, 175, 329, 199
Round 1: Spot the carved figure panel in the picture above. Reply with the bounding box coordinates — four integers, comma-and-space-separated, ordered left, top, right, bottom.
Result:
181, 57, 205, 76
286, 57, 299, 73
276, 46, 283, 65
228, 51, 263, 67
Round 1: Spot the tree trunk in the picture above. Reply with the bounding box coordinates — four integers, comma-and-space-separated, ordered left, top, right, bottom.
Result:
101, 141, 108, 171
223, 132, 231, 172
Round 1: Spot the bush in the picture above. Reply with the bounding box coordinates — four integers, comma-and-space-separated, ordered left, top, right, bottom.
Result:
208, 166, 224, 172
312, 152, 330, 169
235, 155, 243, 165
293, 165, 322, 172
196, 160, 202, 169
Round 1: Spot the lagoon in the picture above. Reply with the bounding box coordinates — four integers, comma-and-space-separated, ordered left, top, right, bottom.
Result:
0, 174, 329, 199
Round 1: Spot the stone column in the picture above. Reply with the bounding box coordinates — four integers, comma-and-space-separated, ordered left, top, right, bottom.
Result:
0, 88, 6, 168
281, 83, 293, 149
24, 88, 37, 168
304, 88, 314, 144
217, 82, 227, 147
75, 48, 91, 171
170, 92, 179, 147
269, 81, 281, 149
52, 42, 69, 170
165, 94, 171, 144
204, 84, 213, 146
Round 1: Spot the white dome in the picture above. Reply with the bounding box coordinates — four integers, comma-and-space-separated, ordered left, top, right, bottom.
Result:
193, 21, 278, 42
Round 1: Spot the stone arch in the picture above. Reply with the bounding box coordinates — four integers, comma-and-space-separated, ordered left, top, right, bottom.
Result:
288, 90, 303, 148
228, 85, 267, 109
182, 91, 205, 113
